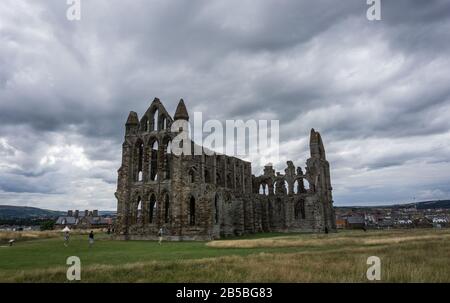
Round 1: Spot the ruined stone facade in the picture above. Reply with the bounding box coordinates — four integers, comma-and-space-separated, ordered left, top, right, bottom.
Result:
115, 98, 336, 240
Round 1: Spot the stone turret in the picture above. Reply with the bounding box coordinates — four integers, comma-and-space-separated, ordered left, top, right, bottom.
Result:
125, 111, 139, 135
174, 99, 189, 121
172, 99, 190, 142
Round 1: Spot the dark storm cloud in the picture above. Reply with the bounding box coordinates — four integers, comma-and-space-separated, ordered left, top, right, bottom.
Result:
0, 0, 450, 209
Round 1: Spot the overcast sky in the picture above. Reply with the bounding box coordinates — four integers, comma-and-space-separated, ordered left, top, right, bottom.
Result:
1, 0, 450, 210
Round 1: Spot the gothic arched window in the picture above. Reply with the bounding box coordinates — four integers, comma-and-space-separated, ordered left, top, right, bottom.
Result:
149, 194, 156, 223
189, 196, 196, 226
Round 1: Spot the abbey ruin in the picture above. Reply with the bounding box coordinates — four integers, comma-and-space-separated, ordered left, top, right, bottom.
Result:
115, 98, 336, 240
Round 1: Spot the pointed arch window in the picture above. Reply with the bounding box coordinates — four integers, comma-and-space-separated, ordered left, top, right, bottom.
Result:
164, 194, 170, 224
295, 200, 306, 220
216, 172, 222, 186
141, 117, 149, 132
153, 109, 159, 131
294, 178, 307, 194
227, 174, 233, 189
149, 194, 156, 224
189, 196, 196, 226
189, 169, 195, 183
160, 116, 168, 130
149, 140, 159, 181
204, 168, 211, 183
135, 141, 144, 182
136, 196, 142, 224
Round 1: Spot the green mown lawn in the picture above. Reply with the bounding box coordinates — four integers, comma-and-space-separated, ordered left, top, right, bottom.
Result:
0, 232, 306, 270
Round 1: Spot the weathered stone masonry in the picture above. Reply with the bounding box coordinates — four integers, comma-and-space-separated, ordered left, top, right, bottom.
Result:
115, 98, 336, 240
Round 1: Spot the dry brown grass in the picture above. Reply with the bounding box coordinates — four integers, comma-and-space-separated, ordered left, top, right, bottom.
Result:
0, 230, 60, 241
0, 229, 104, 242
207, 237, 358, 248
207, 229, 450, 249
362, 233, 450, 245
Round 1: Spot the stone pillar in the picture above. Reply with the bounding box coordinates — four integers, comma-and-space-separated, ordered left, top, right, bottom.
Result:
213, 156, 217, 185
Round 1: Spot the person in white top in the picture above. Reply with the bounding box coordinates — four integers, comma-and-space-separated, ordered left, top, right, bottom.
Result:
158, 227, 164, 245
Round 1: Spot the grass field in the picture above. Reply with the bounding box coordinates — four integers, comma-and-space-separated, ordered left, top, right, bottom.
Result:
0, 228, 449, 282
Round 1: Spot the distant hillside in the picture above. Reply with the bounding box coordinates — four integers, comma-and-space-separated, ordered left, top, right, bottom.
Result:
0, 205, 64, 219
98, 211, 117, 216
412, 200, 450, 210
337, 200, 450, 210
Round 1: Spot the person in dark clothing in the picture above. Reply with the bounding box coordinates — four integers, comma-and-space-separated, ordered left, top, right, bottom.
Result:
88, 230, 94, 248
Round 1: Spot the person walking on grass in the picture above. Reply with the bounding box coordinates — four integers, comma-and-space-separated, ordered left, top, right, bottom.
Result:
88, 230, 95, 248
158, 227, 164, 245
64, 232, 69, 247
63, 228, 70, 247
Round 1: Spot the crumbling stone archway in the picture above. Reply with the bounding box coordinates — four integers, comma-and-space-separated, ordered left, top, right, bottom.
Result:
294, 177, 308, 194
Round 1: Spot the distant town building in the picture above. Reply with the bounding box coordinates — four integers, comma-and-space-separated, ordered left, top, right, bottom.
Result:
334, 203, 450, 230
432, 217, 448, 224
346, 216, 365, 229
55, 210, 111, 229
335, 217, 347, 229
